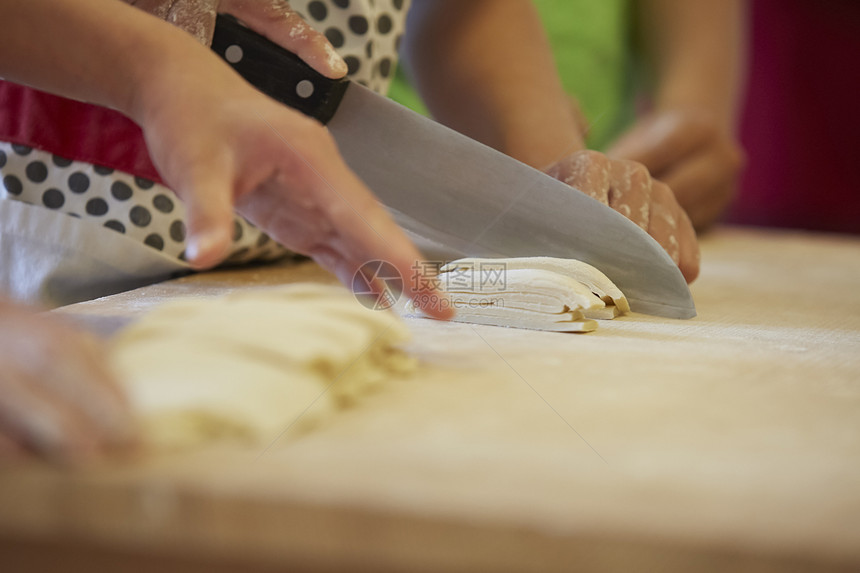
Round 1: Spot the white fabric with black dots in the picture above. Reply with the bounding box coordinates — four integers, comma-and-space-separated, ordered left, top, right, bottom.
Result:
291, 0, 410, 94
0, 0, 410, 270
0, 142, 287, 265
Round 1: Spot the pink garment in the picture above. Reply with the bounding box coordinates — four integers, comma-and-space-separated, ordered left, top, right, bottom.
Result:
0, 81, 161, 183
727, 0, 860, 234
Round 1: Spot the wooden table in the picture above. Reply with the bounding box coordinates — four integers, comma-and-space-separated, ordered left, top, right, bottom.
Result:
1, 227, 859, 572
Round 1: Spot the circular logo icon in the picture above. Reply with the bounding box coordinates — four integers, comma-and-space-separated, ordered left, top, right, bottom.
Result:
352, 260, 403, 310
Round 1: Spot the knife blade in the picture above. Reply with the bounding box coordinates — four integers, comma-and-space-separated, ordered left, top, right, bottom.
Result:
211, 14, 695, 319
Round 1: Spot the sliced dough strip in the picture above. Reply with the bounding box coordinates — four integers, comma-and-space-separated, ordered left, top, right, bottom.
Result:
406, 257, 629, 332
441, 256, 630, 314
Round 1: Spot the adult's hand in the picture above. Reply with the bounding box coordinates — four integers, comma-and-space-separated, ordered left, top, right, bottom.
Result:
545, 150, 700, 282
0, 301, 137, 462
607, 109, 744, 231
126, 0, 347, 78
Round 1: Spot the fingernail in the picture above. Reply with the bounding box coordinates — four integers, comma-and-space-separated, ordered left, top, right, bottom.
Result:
30, 415, 97, 464
29, 414, 65, 453
325, 43, 348, 77
419, 289, 456, 320
186, 228, 228, 266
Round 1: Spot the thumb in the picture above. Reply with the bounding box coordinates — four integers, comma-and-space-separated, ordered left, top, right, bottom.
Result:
221, 0, 349, 78
171, 163, 236, 269
607, 113, 707, 176
606, 121, 673, 174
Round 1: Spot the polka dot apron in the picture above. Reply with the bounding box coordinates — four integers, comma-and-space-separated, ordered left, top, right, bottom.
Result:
0, 0, 410, 306
0, 142, 284, 264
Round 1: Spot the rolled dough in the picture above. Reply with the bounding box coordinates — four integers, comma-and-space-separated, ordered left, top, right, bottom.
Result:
408, 257, 628, 332
110, 284, 414, 449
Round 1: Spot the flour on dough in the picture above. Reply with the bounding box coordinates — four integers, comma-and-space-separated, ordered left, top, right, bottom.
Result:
407, 257, 628, 332
111, 284, 414, 449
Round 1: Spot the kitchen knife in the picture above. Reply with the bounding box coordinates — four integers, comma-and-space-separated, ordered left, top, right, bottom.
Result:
211, 14, 695, 319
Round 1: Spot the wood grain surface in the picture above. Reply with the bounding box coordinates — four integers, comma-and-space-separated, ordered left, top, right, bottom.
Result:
1, 227, 859, 572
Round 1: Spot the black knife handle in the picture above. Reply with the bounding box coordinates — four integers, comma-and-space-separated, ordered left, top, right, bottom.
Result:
211, 14, 349, 124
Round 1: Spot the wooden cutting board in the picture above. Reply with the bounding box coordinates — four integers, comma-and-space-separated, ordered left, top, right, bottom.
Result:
1, 227, 859, 572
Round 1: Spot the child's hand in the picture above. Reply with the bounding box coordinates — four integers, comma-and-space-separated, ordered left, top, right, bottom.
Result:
607, 109, 745, 232
0, 301, 138, 463
545, 150, 700, 283
127, 0, 347, 78
118, 1, 452, 318
136, 37, 453, 318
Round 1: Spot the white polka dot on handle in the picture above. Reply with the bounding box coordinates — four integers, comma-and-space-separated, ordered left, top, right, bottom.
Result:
225, 45, 244, 63
296, 80, 315, 98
